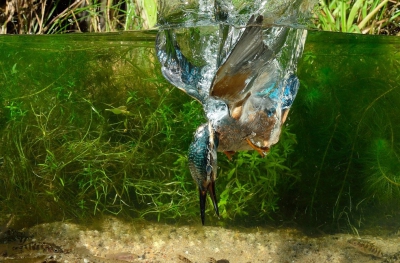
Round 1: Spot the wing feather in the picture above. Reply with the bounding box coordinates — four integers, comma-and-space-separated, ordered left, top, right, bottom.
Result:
211, 15, 272, 103
156, 30, 204, 102
210, 16, 289, 116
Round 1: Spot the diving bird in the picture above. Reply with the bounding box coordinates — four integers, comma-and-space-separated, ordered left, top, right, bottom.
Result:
156, 15, 300, 225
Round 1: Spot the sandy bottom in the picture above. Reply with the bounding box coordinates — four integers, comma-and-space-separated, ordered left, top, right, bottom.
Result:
1, 216, 400, 263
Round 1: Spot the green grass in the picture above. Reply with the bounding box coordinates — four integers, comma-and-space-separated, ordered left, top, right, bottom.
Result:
0, 0, 157, 34
314, 0, 400, 34
1, 0, 399, 35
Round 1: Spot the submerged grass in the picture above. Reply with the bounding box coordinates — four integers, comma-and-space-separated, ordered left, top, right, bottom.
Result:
292, 31, 400, 232
366, 138, 400, 204
0, 39, 193, 222
0, 34, 301, 225
1, 0, 398, 230
216, 125, 300, 223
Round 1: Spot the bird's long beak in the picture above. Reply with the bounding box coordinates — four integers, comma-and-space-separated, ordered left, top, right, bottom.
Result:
199, 180, 219, 225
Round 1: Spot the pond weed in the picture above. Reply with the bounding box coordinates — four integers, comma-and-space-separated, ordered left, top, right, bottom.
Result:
0, 33, 335, 227
216, 124, 300, 222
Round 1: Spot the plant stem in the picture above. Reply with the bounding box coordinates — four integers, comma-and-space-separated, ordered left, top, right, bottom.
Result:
358, 0, 389, 30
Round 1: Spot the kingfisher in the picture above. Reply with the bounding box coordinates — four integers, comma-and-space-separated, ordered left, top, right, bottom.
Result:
156, 15, 301, 225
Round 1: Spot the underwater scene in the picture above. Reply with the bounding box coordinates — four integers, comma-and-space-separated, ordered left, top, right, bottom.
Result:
1, 0, 400, 262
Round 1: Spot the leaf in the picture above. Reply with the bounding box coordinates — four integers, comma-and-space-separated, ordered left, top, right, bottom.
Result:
227, 168, 236, 180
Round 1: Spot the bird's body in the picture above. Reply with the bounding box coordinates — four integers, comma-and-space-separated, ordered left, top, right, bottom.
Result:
156, 14, 305, 224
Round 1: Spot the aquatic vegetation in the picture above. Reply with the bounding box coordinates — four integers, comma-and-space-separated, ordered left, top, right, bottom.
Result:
365, 138, 400, 204
0, 36, 195, 222
288, 30, 400, 231
0, 30, 303, 226
217, 125, 300, 222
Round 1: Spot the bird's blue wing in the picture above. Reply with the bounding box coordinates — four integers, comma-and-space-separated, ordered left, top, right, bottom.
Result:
281, 74, 299, 110
156, 30, 205, 103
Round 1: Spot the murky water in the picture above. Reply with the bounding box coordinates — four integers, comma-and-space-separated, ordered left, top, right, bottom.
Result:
290, 31, 400, 233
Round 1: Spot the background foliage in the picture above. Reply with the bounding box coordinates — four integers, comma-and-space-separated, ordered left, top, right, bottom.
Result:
314, 0, 400, 35
0, 0, 399, 35
0, 0, 157, 34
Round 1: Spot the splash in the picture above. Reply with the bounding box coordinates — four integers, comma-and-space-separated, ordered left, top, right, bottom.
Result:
155, 0, 313, 224
157, 0, 317, 28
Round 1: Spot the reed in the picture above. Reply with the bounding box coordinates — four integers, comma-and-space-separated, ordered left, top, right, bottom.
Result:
1, 1, 398, 35
0, 0, 157, 34
314, 0, 400, 35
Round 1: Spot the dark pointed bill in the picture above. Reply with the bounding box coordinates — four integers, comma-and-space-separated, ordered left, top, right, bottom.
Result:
199, 180, 219, 225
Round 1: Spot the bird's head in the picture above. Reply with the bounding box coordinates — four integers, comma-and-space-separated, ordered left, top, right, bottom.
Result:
188, 123, 219, 225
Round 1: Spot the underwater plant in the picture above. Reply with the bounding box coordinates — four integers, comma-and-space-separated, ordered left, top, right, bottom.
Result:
287, 30, 400, 232
0, 38, 191, 222
0, 31, 304, 226
365, 139, 400, 204
216, 125, 300, 223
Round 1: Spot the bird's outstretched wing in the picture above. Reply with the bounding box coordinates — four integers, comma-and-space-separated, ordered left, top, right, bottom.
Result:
156, 30, 205, 102
210, 15, 290, 115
